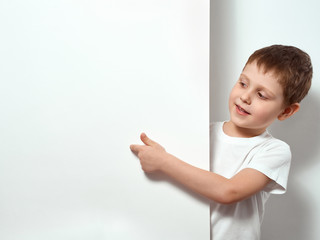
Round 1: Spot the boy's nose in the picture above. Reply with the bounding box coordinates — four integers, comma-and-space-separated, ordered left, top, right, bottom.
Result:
240, 93, 251, 105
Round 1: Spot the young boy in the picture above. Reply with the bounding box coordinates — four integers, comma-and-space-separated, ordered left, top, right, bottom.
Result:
130, 45, 313, 239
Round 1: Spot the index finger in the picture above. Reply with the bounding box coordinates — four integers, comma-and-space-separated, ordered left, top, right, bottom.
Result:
130, 144, 143, 155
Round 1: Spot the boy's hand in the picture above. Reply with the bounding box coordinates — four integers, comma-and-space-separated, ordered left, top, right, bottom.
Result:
130, 133, 168, 173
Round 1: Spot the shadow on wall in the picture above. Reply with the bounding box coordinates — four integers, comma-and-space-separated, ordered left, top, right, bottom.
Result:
261, 94, 320, 240
210, 0, 237, 121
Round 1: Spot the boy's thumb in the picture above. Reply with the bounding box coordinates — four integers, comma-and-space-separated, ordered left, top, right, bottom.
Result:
140, 133, 156, 146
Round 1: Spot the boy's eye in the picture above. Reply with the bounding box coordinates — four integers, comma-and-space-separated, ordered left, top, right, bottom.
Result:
258, 92, 267, 99
239, 81, 247, 87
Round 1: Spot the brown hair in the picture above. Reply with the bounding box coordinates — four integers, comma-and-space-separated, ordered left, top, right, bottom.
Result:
245, 45, 313, 106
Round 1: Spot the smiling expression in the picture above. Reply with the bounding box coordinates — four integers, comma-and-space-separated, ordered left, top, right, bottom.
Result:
226, 61, 287, 137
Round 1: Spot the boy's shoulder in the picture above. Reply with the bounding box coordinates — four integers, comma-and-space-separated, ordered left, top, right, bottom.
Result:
259, 136, 291, 153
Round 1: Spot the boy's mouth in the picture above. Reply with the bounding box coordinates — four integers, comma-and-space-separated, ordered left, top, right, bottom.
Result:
235, 104, 251, 115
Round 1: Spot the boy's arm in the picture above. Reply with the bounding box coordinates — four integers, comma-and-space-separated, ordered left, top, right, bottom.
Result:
130, 133, 271, 204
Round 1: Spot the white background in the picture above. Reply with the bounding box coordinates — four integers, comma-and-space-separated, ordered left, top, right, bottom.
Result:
0, 1, 210, 239
210, 1, 320, 239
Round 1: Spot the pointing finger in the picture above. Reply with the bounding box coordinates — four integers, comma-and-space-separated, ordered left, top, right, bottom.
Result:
130, 144, 142, 155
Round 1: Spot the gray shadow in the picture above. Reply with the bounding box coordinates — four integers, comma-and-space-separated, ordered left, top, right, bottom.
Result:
210, 0, 237, 121
261, 94, 320, 240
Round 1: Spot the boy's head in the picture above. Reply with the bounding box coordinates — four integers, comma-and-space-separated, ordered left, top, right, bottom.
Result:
245, 44, 313, 107
227, 45, 313, 137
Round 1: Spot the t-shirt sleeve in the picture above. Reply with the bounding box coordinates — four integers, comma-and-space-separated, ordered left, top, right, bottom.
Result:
246, 139, 291, 194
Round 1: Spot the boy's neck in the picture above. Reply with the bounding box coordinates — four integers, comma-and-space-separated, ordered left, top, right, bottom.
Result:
223, 121, 266, 138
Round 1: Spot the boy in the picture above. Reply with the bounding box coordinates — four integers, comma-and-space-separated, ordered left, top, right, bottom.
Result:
130, 45, 313, 239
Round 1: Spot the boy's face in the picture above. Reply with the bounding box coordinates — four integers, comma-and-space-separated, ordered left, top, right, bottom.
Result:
228, 61, 286, 135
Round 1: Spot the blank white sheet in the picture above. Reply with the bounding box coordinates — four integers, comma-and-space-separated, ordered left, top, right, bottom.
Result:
0, 1, 210, 239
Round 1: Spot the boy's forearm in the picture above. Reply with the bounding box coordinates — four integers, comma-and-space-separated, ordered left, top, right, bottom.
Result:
130, 133, 238, 204
160, 153, 233, 204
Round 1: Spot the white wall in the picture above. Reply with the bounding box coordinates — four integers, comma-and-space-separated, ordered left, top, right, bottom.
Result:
210, 1, 320, 239
0, 1, 210, 239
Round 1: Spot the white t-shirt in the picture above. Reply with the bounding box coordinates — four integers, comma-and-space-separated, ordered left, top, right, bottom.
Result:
210, 122, 291, 240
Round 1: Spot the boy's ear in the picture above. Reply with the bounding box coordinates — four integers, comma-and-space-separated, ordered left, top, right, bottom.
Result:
278, 103, 300, 121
